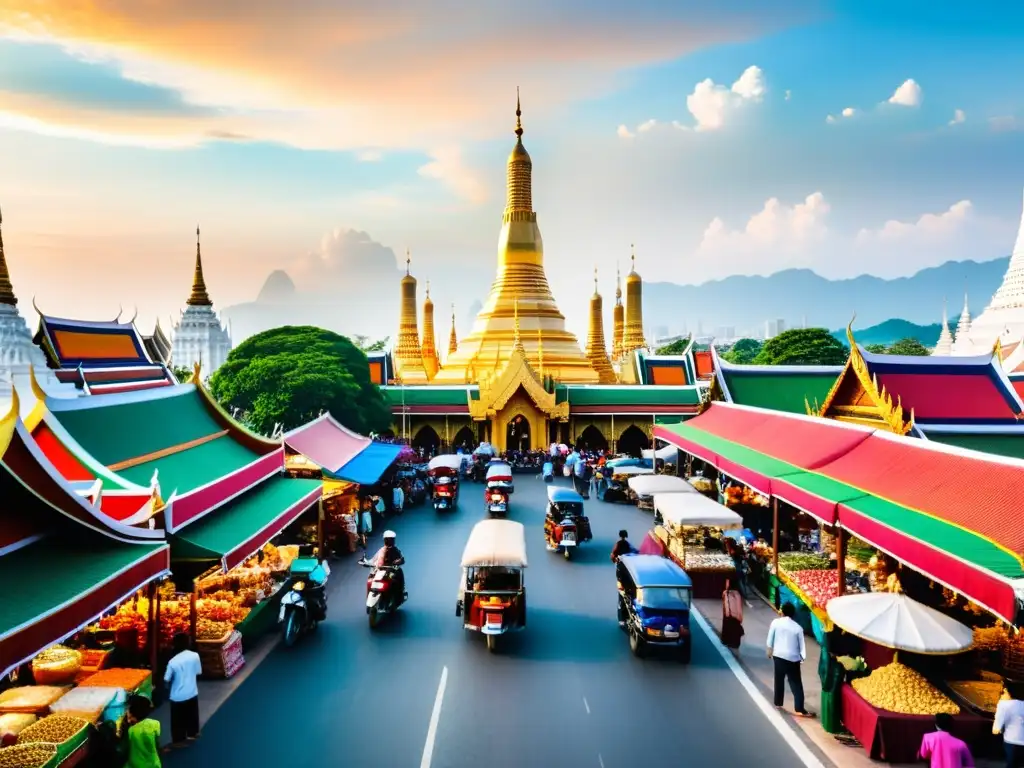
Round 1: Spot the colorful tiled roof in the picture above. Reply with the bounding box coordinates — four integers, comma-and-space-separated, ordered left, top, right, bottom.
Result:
857, 346, 1023, 424
367, 351, 393, 386
921, 428, 1024, 460
381, 385, 475, 412
712, 346, 842, 414
693, 350, 714, 380
284, 413, 370, 472
633, 343, 697, 386
556, 384, 703, 414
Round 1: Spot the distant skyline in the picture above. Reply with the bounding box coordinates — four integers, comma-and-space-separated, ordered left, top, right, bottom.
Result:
0, 1, 1022, 343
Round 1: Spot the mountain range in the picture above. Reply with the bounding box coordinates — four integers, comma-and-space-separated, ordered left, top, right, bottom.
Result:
830, 318, 943, 348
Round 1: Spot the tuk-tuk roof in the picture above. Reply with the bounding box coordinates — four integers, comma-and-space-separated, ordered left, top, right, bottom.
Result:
428, 454, 463, 472
612, 465, 654, 477
620, 554, 692, 588
486, 462, 513, 480
547, 486, 583, 504
627, 474, 695, 495
461, 519, 528, 568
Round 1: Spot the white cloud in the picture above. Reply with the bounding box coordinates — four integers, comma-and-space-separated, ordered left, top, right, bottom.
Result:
616, 124, 634, 139
888, 79, 922, 107
784, 90, 791, 101
357, 149, 383, 162
842, 107, 856, 118
693, 194, 1005, 281
949, 109, 965, 125
685, 65, 766, 131
417, 146, 487, 204
637, 119, 657, 133
826, 107, 856, 123
615, 118, 688, 138
990, 116, 1021, 132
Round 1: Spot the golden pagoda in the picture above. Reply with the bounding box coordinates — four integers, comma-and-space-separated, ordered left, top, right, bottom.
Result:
621, 246, 646, 356
612, 264, 624, 360
187, 226, 212, 306
433, 91, 598, 384
0, 206, 17, 306
447, 304, 458, 358
421, 281, 440, 380
586, 267, 616, 383
393, 250, 429, 383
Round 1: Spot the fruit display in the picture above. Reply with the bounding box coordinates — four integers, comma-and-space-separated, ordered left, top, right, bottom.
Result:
947, 680, 1003, 714
723, 485, 768, 507
784, 569, 847, 610
0, 715, 37, 747
0, 688, 69, 715
973, 625, 1010, 653
17, 715, 88, 747
852, 661, 960, 715
778, 552, 831, 572
77, 668, 150, 692
29, 648, 81, 686
48, 687, 118, 723
687, 476, 714, 494
680, 548, 736, 572
0, 743, 57, 768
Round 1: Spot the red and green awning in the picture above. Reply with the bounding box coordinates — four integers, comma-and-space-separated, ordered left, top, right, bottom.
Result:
0, 539, 170, 678
656, 404, 1024, 624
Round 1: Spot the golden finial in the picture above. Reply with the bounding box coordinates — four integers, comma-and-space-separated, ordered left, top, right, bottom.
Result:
515, 87, 523, 140
425, 280, 431, 299
191, 360, 202, 384
630, 244, 636, 273
406, 248, 411, 276
187, 226, 212, 306
615, 262, 622, 300
594, 266, 599, 295
0, 204, 18, 306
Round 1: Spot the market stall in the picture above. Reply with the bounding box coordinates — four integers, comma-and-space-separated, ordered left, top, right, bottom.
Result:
626, 474, 695, 514
651, 493, 741, 598
603, 465, 653, 504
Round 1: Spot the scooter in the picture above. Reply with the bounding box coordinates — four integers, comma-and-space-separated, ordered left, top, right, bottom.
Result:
487, 490, 508, 518
556, 517, 578, 560
358, 559, 406, 629
279, 559, 331, 647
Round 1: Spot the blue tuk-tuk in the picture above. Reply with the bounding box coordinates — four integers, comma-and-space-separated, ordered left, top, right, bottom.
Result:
544, 486, 593, 559
615, 554, 693, 662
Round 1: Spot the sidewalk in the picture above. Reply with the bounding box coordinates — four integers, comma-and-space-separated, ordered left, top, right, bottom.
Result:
693, 595, 1000, 768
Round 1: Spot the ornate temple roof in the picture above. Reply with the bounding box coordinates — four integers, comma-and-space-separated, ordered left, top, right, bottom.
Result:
708, 345, 843, 415
143, 320, 172, 365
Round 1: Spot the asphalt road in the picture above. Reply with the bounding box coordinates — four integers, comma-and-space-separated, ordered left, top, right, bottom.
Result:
167, 475, 824, 768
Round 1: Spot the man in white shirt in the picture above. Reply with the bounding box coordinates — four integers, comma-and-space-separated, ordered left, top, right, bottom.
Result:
164, 632, 203, 746
994, 683, 1024, 765
766, 603, 813, 717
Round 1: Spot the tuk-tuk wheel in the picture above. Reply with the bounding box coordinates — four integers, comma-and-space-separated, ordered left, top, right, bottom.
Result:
368, 606, 381, 630
678, 641, 691, 664
629, 629, 646, 658
486, 635, 497, 653
563, 547, 571, 561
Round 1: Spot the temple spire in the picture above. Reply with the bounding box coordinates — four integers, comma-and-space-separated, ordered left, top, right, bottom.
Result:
448, 303, 458, 357
586, 266, 615, 382
0, 205, 17, 305
406, 248, 411, 275
515, 86, 523, 141
187, 226, 212, 306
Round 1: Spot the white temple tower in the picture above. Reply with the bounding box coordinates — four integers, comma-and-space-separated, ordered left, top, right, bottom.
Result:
171, 227, 232, 379
933, 299, 954, 355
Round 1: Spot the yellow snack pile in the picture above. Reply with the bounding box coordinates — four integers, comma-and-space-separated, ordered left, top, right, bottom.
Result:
0, 743, 58, 768
852, 661, 960, 715
17, 714, 87, 746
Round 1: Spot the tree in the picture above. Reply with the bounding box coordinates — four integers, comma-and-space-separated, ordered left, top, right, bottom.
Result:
753, 328, 849, 366
209, 326, 393, 436
352, 334, 390, 353
886, 337, 931, 356
864, 343, 888, 354
171, 366, 193, 383
720, 338, 763, 364
655, 336, 691, 355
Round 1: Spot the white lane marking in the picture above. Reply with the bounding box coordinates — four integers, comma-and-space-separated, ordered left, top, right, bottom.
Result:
583, 696, 590, 714
420, 666, 448, 768
691, 609, 825, 768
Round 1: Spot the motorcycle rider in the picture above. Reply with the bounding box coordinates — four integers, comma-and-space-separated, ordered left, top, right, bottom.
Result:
611, 529, 635, 562
370, 530, 407, 599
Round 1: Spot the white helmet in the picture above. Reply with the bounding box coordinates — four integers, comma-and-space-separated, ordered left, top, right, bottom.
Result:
383, 530, 397, 541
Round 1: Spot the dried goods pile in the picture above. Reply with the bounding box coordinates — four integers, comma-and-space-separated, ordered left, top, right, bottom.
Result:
77, 668, 150, 692
0, 688, 69, 715
16, 715, 88, 747
973, 625, 1010, 653
723, 485, 767, 507
947, 680, 1002, 714
852, 662, 960, 715
0, 743, 57, 768
29, 648, 80, 686
0, 715, 36, 747
48, 687, 117, 722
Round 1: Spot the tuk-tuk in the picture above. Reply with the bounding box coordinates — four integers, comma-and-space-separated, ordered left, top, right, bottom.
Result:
456, 519, 527, 652
485, 484, 508, 517
431, 472, 459, 511
604, 465, 653, 504
544, 486, 593, 560
485, 461, 514, 494
616, 554, 693, 662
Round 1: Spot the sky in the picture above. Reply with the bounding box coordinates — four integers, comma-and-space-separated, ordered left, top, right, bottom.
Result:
0, 0, 1023, 342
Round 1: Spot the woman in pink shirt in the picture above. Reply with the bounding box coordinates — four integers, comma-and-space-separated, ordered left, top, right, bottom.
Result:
919, 713, 974, 767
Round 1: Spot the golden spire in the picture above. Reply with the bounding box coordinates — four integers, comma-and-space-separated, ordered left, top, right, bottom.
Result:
394, 248, 428, 382
0, 205, 18, 305
515, 86, 523, 139
421, 279, 440, 380
503, 88, 533, 221
586, 267, 616, 382
612, 262, 625, 360
622, 244, 646, 354
406, 248, 411, 276
187, 226, 212, 306
448, 303, 458, 357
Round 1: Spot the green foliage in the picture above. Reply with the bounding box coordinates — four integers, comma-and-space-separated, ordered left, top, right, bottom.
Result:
720, 338, 763, 364
209, 325, 392, 436
753, 328, 849, 366
655, 337, 691, 355
864, 343, 888, 354
352, 334, 390, 352
885, 337, 931, 356
171, 366, 193, 383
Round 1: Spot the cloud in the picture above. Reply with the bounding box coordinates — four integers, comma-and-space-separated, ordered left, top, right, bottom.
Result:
990, 115, 1022, 132
826, 106, 856, 123
693, 193, 1006, 281
887, 79, 922, 107
357, 149, 383, 162
686, 65, 766, 131
616, 124, 634, 139
417, 146, 487, 204
949, 109, 965, 125
0, 2, 802, 153
291, 228, 401, 294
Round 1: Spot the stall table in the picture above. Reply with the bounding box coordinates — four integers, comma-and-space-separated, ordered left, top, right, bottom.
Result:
840, 683, 990, 763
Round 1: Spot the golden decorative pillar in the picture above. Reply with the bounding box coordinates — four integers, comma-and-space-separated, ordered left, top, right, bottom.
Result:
432, 91, 598, 384
621, 246, 646, 355
0, 206, 17, 305
187, 227, 212, 306
394, 250, 428, 383
586, 267, 616, 383
421, 281, 440, 380
448, 303, 458, 358
612, 264, 624, 360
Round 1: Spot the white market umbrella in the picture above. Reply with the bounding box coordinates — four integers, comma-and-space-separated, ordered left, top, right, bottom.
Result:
611, 465, 654, 477
826, 592, 974, 655
627, 475, 697, 495
653, 493, 742, 528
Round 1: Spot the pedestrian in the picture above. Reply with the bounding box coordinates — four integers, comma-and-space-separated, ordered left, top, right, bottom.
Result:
919, 712, 974, 767
995, 682, 1024, 767
164, 633, 202, 747
359, 498, 373, 549
766, 603, 814, 718
721, 579, 744, 649
126, 694, 165, 767
392, 483, 405, 515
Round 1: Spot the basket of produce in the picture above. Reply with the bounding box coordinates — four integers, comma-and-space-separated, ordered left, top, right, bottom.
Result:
77, 669, 152, 698
30, 648, 81, 687
0, 688, 70, 716
47, 687, 119, 724
0, 714, 37, 747
947, 680, 1002, 714
0, 742, 58, 768
17, 715, 90, 762
852, 661, 960, 715
778, 552, 831, 572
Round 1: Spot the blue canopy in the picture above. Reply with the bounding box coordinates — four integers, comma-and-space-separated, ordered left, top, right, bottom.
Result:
325, 441, 403, 485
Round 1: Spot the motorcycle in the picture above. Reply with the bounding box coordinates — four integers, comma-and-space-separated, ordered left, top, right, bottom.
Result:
487, 489, 508, 517
555, 517, 578, 560
358, 559, 406, 628
279, 558, 330, 647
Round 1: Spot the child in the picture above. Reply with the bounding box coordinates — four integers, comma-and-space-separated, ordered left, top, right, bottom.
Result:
126, 695, 164, 768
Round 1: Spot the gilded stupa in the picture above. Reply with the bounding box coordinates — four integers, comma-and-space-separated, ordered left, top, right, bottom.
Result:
621, 247, 647, 356
612, 264, 625, 360
393, 250, 429, 383
586, 268, 616, 383
432, 92, 599, 384
420, 281, 440, 380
